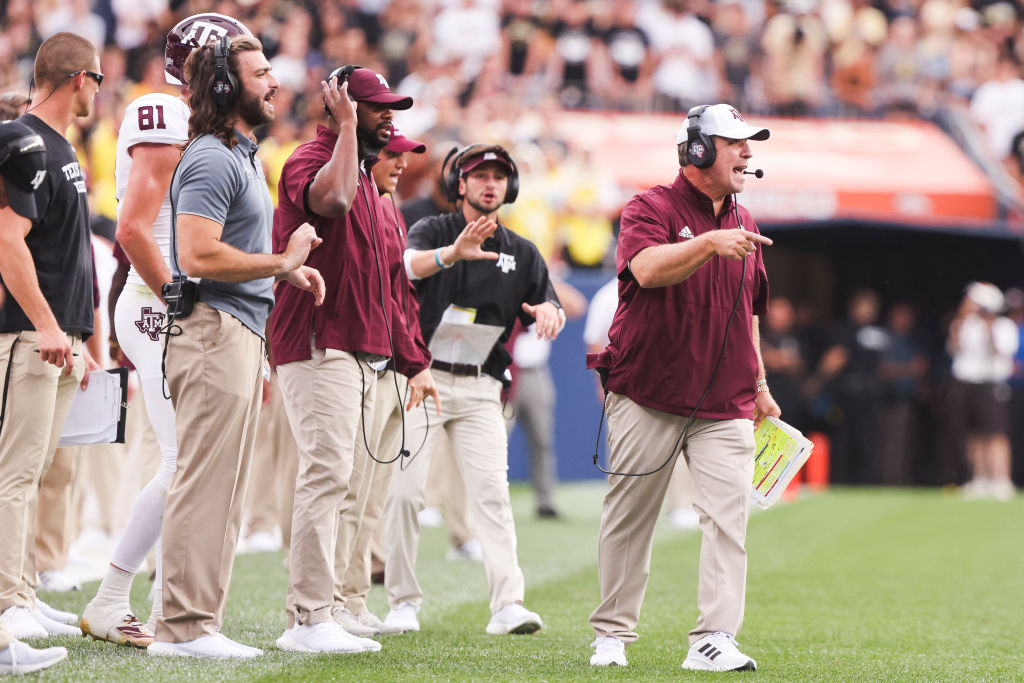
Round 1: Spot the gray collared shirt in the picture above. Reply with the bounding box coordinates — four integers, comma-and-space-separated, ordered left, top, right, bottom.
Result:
171, 129, 274, 338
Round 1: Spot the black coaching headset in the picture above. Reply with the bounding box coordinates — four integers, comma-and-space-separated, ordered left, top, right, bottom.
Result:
210, 34, 239, 109
440, 143, 519, 205
685, 104, 715, 169
324, 64, 363, 115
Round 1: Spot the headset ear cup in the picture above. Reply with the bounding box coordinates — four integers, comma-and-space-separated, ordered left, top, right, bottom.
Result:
685, 104, 716, 169
441, 146, 461, 203
504, 156, 519, 204
210, 35, 239, 109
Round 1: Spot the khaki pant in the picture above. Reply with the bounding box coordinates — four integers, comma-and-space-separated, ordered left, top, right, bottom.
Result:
0, 618, 10, 649
157, 303, 264, 642
35, 446, 78, 574
245, 375, 298, 548
590, 393, 755, 644
425, 431, 475, 548
383, 370, 524, 614
279, 346, 376, 626
73, 442, 125, 538
334, 370, 405, 615
0, 331, 83, 612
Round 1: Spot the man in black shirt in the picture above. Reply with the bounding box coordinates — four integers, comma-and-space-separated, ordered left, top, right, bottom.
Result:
0, 32, 101, 641
381, 144, 563, 636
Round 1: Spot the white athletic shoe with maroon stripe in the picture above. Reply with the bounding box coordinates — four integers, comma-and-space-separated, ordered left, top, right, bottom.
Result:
682, 632, 757, 671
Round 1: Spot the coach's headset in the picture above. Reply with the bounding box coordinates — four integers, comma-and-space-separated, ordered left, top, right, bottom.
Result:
685, 104, 716, 169
323, 64, 362, 116
210, 34, 240, 109
440, 143, 519, 205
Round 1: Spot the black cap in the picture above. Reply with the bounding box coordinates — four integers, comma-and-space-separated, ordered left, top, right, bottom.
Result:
0, 121, 46, 221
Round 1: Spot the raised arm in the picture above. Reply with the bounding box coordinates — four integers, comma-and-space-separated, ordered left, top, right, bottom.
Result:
305, 79, 359, 218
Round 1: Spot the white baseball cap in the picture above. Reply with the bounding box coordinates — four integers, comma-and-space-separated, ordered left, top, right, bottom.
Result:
966, 281, 1005, 313
675, 104, 770, 145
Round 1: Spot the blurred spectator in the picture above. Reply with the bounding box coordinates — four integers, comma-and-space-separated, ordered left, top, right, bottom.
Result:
947, 282, 1018, 500
807, 289, 887, 484
551, 144, 620, 268
546, 0, 602, 108
1005, 288, 1024, 487
637, 0, 718, 110
760, 0, 829, 115
760, 297, 810, 432
969, 49, 1024, 164
590, 0, 655, 110
712, 0, 762, 112
876, 302, 930, 485
432, 0, 502, 84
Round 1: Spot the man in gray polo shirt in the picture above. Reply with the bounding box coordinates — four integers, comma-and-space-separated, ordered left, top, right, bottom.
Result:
150, 34, 324, 660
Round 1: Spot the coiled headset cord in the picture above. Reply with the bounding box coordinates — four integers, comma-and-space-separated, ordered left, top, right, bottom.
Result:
592, 196, 750, 477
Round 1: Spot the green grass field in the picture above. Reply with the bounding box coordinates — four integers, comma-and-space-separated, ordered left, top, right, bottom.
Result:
35, 483, 1024, 681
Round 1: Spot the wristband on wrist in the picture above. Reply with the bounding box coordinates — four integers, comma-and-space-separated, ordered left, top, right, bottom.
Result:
756, 378, 767, 387
433, 247, 453, 270
756, 378, 770, 393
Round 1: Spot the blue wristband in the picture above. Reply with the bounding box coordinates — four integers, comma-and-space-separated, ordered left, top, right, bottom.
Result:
434, 247, 451, 269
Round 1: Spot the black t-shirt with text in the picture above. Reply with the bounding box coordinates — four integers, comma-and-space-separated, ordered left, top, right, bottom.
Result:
407, 211, 558, 382
0, 114, 93, 337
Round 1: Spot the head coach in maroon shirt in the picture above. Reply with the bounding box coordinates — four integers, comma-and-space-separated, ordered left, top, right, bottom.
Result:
269, 66, 438, 654
587, 104, 781, 672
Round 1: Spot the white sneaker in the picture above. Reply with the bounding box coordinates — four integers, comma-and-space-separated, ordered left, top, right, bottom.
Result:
485, 603, 543, 635
35, 598, 78, 625
0, 607, 47, 639
148, 634, 259, 659
590, 636, 627, 666
682, 632, 757, 671
28, 607, 81, 637
80, 600, 153, 647
333, 606, 378, 636
275, 622, 371, 653
417, 506, 443, 528
245, 530, 280, 552
382, 602, 420, 633
0, 640, 68, 675
446, 538, 484, 562
213, 633, 263, 656
356, 610, 392, 634
666, 507, 700, 530
38, 570, 80, 592
990, 478, 1016, 502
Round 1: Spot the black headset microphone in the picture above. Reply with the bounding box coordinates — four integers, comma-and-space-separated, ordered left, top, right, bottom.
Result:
592, 104, 760, 478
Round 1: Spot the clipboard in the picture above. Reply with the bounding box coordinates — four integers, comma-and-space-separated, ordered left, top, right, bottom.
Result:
58, 367, 129, 447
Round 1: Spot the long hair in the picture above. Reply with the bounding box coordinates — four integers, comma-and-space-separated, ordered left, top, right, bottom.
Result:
183, 35, 263, 149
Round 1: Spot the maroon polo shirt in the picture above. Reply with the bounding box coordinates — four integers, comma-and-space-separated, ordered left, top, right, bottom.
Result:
270, 125, 396, 366
379, 195, 430, 377
588, 170, 769, 420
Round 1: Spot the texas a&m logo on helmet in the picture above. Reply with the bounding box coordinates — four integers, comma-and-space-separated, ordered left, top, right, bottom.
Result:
165, 13, 252, 86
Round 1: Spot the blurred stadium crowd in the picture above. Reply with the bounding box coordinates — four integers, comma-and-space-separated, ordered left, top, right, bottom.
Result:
2, 0, 1023, 493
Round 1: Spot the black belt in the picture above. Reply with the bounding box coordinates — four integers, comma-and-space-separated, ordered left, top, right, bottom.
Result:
430, 360, 482, 377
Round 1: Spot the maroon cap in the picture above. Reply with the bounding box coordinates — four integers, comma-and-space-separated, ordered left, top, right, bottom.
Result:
347, 68, 413, 110
385, 126, 426, 154
460, 149, 513, 176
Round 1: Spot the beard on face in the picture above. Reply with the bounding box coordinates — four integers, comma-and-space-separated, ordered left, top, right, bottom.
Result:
356, 123, 388, 158
464, 193, 502, 215
237, 87, 274, 128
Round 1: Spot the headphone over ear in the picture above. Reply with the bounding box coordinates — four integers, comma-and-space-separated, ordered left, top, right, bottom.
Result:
210, 35, 239, 109
440, 143, 520, 205
685, 104, 715, 169
324, 64, 362, 115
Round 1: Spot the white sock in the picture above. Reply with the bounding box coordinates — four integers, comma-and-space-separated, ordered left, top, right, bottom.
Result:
94, 564, 134, 608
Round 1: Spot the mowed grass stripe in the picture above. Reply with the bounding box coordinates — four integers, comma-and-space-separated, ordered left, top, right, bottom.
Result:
35, 486, 1024, 681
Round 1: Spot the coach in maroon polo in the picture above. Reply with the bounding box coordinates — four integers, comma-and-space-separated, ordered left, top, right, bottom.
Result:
270, 67, 437, 654
587, 104, 780, 672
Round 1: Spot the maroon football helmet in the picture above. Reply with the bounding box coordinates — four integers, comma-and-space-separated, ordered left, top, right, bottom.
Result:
164, 13, 252, 86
